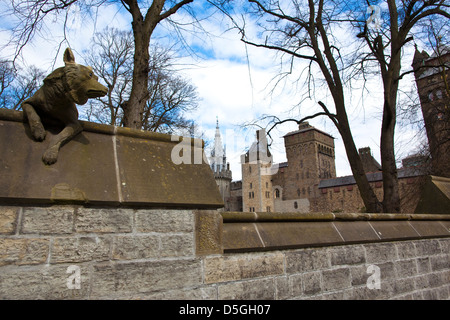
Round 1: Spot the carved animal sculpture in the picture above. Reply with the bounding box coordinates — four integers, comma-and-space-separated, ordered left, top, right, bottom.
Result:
22, 48, 108, 165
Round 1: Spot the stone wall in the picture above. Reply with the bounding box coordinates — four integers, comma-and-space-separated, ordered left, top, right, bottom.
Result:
1, 205, 449, 300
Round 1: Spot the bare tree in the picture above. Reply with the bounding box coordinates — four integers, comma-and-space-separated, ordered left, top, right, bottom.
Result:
5, 0, 196, 129
0, 60, 45, 110
214, 0, 448, 213
82, 28, 199, 133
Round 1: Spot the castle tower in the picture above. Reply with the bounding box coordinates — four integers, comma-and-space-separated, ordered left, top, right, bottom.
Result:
209, 119, 232, 210
412, 46, 450, 178
272, 122, 336, 203
241, 129, 274, 212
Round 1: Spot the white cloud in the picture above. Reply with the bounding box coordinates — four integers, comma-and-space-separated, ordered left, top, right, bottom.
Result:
0, 1, 424, 182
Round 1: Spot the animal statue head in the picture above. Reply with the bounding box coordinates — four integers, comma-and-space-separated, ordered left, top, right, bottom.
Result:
22, 47, 108, 165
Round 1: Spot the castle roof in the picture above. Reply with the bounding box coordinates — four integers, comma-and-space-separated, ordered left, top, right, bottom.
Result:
283, 122, 334, 140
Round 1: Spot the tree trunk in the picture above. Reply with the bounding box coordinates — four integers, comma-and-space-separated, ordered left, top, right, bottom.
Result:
380, 59, 401, 213
123, 18, 151, 129
336, 113, 383, 213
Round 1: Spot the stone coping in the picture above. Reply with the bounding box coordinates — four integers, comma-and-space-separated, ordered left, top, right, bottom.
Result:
220, 212, 450, 253
0, 109, 203, 146
0, 109, 223, 208
221, 211, 450, 222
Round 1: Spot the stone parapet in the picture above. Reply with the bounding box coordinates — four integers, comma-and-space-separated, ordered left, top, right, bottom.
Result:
221, 212, 450, 252
0, 109, 223, 209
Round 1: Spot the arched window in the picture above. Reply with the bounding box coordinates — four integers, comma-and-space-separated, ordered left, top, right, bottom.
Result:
275, 188, 280, 198
294, 201, 298, 209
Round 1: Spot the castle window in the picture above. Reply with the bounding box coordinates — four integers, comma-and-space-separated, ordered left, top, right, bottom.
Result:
266, 206, 271, 212
275, 188, 280, 198
294, 201, 298, 209
250, 183, 252, 189
266, 182, 269, 188
297, 188, 301, 196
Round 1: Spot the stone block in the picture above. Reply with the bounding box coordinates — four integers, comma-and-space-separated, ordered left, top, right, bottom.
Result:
217, 278, 275, 300
222, 223, 264, 252
415, 239, 442, 256
408, 221, 450, 237
112, 235, 159, 260
329, 245, 365, 266
203, 252, 284, 284
0, 238, 49, 266
332, 221, 380, 243
75, 208, 133, 233
321, 267, 351, 292
255, 221, 344, 249
0, 207, 18, 234
416, 257, 431, 274
90, 259, 202, 298
301, 271, 322, 296
21, 206, 74, 234
115, 134, 223, 208
0, 264, 90, 299
395, 259, 418, 278
274, 276, 290, 300
430, 255, 450, 271
195, 210, 222, 256
0, 119, 119, 205
135, 209, 194, 233
364, 242, 398, 263
0, 110, 223, 208
368, 221, 419, 240
285, 247, 329, 274
395, 241, 417, 260
51, 236, 112, 263
160, 234, 194, 257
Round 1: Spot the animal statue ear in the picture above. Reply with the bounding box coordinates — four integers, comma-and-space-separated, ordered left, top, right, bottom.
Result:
63, 48, 76, 65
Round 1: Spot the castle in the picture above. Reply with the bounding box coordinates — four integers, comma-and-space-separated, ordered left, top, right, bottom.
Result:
210, 48, 449, 214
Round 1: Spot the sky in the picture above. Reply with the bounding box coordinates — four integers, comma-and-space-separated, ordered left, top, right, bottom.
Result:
0, 0, 427, 182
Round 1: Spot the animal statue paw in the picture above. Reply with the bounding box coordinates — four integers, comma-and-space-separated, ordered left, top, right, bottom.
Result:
30, 122, 46, 141
42, 146, 59, 165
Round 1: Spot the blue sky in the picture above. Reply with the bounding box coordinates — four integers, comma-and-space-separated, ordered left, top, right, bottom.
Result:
0, 0, 426, 181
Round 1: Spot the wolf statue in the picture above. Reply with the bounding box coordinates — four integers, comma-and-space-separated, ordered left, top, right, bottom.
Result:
22, 47, 108, 165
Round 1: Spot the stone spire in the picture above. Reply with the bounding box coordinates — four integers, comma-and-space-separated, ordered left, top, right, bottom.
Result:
210, 117, 225, 173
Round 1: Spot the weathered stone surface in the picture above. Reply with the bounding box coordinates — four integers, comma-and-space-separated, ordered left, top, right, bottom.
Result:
0, 207, 18, 234
408, 221, 450, 237
285, 247, 329, 274
116, 134, 223, 207
329, 245, 366, 266
112, 235, 159, 260
322, 267, 352, 292
21, 206, 74, 234
0, 238, 49, 266
222, 223, 264, 252
75, 208, 133, 233
203, 252, 284, 284
256, 222, 344, 249
195, 210, 223, 255
364, 242, 398, 263
0, 110, 223, 208
90, 259, 202, 297
160, 234, 194, 257
368, 221, 419, 240
0, 264, 90, 299
51, 236, 111, 263
0, 119, 118, 205
332, 221, 380, 243
135, 210, 194, 233
217, 278, 275, 300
